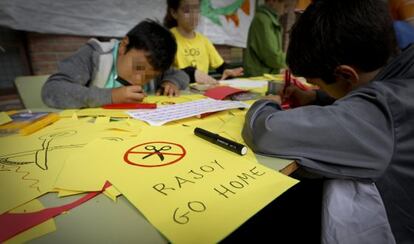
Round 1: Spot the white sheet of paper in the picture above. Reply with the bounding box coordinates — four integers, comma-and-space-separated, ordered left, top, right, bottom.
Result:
220, 79, 268, 88
127, 98, 249, 126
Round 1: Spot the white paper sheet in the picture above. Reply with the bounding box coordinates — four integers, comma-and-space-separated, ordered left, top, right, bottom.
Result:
127, 98, 249, 126
220, 79, 268, 88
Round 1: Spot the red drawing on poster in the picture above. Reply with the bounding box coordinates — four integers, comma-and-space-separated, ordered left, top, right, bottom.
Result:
124, 141, 186, 168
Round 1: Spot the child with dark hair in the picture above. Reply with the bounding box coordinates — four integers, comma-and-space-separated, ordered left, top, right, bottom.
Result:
243, 0, 414, 242
164, 0, 243, 84
42, 19, 189, 109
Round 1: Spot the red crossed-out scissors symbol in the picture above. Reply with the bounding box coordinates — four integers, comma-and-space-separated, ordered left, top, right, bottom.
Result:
142, 145, 172, 161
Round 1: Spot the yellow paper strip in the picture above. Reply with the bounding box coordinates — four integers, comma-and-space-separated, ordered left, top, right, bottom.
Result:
95, 116, 110, 124
57, 188, 85, 197
0, 112, 12, 126
104, 185, 122, 202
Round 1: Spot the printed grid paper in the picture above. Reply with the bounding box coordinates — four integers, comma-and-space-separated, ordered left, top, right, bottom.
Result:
128, 98, 249, 126
220, 79, 268, 88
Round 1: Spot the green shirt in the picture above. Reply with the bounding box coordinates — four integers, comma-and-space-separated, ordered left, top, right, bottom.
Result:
243, 5, 286, 77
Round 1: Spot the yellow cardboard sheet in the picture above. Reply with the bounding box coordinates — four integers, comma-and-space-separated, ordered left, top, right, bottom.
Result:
94, 116, 110, 124
55, 139, 114, 192
55, 127, 142, 192
0, 121, 140, 214
59, 108, 130, 118
104, 185, 122, 202
59, 109, 78, 118
55, 111, 245, 193
215, 112, 246, 143
263, 74, 284, 81
186, 110, 246, 142
165, 108, 246, 130
0, 112, 12, 126
124, 118, 152, 130
51, 116, 91, 128
56, 188, 85, 197
143, 94, 206, 105
55, 125, 298, 243
5, 199, 56, 244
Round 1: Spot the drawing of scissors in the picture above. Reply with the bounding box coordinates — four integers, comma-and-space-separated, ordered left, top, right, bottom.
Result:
142, 145, 172, 161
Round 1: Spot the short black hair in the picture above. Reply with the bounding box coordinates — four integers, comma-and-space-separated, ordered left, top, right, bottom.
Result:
286, 0, 397, 84
126, 19, 177, 72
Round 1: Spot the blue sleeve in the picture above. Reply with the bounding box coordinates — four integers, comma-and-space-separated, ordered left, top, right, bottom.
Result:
242, 94, 394, 180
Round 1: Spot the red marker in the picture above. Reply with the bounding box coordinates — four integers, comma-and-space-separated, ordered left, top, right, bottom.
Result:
282, 69, 291, 95
281, 69, 292, 110
102, 103, 157, 109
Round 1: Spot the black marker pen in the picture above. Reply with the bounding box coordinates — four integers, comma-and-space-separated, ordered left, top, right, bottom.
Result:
116, 76, 132, 86
194, 127, 248, 156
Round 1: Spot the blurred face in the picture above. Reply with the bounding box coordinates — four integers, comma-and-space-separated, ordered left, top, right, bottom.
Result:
117, 38, 161, 86
172, 0, 200, 32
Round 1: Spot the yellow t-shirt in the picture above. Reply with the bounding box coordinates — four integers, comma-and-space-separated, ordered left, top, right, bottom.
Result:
171, 27, 224, 73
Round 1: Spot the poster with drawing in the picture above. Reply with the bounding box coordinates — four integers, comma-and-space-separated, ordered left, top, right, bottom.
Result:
55, 125, 298, 243
0, 0, 254, 47
0, 121, 138, 214
198, 0, 255, 47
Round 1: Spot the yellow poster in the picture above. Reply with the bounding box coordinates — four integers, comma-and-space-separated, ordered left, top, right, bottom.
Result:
55, 125, 298, 243
5, 199, 56, 244
55, 138, 115, 192
0, 121, 140, 214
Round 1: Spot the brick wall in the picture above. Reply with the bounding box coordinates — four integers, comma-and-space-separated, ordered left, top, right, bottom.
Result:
27, 33, 90, 75
26, 33, 243, 75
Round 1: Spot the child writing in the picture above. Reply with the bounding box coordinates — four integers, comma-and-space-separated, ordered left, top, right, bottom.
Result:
163, 0, 244, 84
243, 0, 413, 242
42, 19, 189, 109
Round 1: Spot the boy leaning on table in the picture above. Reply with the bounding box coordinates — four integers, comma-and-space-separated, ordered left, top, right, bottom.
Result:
242, 0, 414, 243
42, 19, 189, 109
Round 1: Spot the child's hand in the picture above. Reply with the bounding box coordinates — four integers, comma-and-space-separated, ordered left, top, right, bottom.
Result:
157, 81, 180, 97
264, 95, 282, 104
220, 67, 244, 80
281, 86, 317, 107
111, 85, 147, 104
195, 69, 218, 84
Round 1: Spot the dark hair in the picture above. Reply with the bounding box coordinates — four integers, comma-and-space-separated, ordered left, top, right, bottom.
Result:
126, 19, 177, 72
164, 0, 181, 28
286, 0, 397, 84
